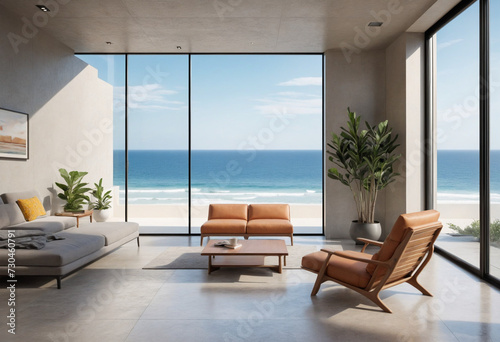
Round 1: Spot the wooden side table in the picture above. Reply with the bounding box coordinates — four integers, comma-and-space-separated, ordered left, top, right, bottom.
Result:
55, 210, 93, 228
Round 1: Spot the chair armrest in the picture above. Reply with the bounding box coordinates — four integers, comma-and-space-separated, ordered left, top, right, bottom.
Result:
357, 238, 383, 252
329, 250, 390, 268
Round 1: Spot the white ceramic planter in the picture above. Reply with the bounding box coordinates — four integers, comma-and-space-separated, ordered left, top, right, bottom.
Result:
93, 209, 110, 222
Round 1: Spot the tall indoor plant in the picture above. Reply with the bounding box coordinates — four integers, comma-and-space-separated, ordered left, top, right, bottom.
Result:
327, 108, 401, 242
90, 178, 112, 222
55, 169, 91, 212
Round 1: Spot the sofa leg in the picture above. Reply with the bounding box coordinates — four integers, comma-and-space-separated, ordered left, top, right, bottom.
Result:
200, 236, 204, 246
56, 276, 62, 289
291, 235, 294, 246
137, 237, 140, 247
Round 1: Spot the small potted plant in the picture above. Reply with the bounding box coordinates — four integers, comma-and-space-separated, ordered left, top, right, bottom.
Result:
91, 178, 112, 222
55, 169, 91, 212
327, 108, 401, 243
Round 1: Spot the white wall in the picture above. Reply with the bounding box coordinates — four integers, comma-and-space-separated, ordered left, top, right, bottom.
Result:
0, 5, 113, 212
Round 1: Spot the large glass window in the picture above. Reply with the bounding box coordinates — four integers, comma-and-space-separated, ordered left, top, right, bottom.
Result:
434, 2, 480, 267
76, 55, 126, 222
77, 54, 323, 235
190, 55, 323, 234
127, 55, 189, 233
490, 0, 500, 279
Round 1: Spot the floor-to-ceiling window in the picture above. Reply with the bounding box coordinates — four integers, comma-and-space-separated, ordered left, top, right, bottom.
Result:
434, 1, 480, 268
190, 55, 323, 234
76, 55, 126, 222
429, 0, 500, 286
76, 54, 323, 235
127, 55, 189, 234
490, 0, 500, 279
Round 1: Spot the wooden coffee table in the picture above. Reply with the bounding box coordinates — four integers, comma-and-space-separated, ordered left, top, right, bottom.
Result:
201, 239, 288, 274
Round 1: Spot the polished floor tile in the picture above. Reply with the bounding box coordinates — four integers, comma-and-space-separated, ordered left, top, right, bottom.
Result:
0, 236, 499, 341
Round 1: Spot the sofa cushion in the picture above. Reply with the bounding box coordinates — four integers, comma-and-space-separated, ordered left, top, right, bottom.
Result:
67, 222, 139, 246
208, 204, 248, 220
3, 190, 51, 216
201, 219, 247, 234
366, 210, 441, 275
5, 216, 75, 233
17, 196, 47, 221
302, 250, 372, 288
246, 219, 293, 234
2, 203, 26, 226
248, 204, 290, 220
0, 232, 105, 267
0, 205, 10, 229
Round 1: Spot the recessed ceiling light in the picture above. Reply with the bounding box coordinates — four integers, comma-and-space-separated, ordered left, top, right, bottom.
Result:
177, 46, 182, 50
36, 5, 50, 12
106, 42, 112, 45
368, 22, 383, 27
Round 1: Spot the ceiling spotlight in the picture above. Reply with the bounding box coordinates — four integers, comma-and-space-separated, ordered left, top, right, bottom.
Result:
177, 46, 182, 50
106, 42, 112, 45
368, 22, 383, 27
36, 5, 50, 12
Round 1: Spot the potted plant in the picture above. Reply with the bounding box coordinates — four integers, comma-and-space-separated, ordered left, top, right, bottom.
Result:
91, 178, 112, 222
55, 169, 91, 212
327, 108, 401, 243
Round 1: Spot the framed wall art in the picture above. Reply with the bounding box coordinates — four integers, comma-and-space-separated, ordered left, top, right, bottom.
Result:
0, 108, 28, 160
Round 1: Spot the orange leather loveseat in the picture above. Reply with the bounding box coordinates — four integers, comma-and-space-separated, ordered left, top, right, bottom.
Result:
200, 204, 293, 246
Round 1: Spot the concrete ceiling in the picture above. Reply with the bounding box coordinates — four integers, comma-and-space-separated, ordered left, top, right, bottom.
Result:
0, 0, 459, 53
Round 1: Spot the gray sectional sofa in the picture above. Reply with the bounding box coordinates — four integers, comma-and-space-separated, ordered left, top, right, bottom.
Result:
0, 190, 139, 288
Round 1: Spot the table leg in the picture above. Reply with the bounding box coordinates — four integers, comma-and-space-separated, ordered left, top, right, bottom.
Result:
76, 217, 80, 228
208, 256, 212, 274
278, 256, 282, 273
90, 213, 93, 223
284, 255, 287, 267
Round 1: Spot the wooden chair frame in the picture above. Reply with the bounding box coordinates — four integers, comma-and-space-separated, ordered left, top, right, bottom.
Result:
303, 223, 442, 313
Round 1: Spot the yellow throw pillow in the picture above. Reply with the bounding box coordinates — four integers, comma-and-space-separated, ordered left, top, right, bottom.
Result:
16, 197, 46, 222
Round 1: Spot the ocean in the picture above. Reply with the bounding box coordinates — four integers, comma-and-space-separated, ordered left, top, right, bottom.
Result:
114, 150, 323, 205
437, 150, 500, 203
112, 150, 499, 205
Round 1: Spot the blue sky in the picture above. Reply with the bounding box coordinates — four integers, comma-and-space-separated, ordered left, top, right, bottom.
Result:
77, 54, 322, 151
436, 1, 500, 150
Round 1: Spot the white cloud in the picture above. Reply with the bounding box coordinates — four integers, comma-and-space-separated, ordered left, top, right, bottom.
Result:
278, 77, 322, 86
254, 92, 322, 115
114, 84, 185, 110
437, 39, 464, 50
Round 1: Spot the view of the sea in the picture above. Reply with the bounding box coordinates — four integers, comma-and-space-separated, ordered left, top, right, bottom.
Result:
114, 150, 323, 205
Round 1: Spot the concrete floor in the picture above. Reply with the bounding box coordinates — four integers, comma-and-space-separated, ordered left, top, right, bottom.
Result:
1, 235, 499, 342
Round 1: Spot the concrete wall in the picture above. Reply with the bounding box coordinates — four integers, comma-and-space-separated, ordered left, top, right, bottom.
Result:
324, 32, 426, 239
384, 32, 426, 236
0, 5, 113, 212
324, 49, 387, 239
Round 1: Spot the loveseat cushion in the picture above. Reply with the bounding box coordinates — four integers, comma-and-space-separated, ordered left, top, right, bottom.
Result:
246, 219, 293, 234
67, 222, 139, 246
208, 204, 248, 220
366, 210, 441, 275
201, 219, 247, 234
0, 232, 104, 267
5, 216, 75, 233
248, 204, 290, 220
302, 250, 372, 288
